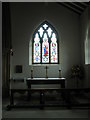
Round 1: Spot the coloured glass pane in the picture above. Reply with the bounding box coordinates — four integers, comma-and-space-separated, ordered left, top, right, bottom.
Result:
38, 27, 44, 37
51, 33, 58, 63
33, 33, 41, 63
47, 27, 52, 37
42, 33, 49, 63
43, 24, 48, 29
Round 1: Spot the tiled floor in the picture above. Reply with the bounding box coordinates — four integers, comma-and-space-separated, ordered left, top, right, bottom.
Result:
2, 109, 89, 118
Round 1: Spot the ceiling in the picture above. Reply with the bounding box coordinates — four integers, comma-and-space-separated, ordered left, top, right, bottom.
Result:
57, 2, 89, 15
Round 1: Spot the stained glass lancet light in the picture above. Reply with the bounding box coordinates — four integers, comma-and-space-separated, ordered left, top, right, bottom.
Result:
42, 33, 49, 63
33, 21, 59, 64
33, 33, 41, 63
51, 33, 58, 63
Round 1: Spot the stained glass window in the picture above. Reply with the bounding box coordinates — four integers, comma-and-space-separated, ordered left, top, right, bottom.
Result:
33, 21, 59, 64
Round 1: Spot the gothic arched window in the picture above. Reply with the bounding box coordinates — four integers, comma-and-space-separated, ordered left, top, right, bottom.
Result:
33, 21, 59, 64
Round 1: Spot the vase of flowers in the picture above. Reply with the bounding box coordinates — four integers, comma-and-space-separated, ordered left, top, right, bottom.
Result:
71, 65, 84, 88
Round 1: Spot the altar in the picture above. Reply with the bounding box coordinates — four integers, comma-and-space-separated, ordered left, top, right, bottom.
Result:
26, 77, 66, 89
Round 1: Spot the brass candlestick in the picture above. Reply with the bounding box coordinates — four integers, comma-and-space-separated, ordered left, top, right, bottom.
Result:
59, 70, 61, 78
46, 66, 48, 78
31, 69, 33, 78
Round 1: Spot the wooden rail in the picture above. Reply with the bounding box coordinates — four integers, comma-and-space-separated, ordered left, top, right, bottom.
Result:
7, 88, 90, 110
